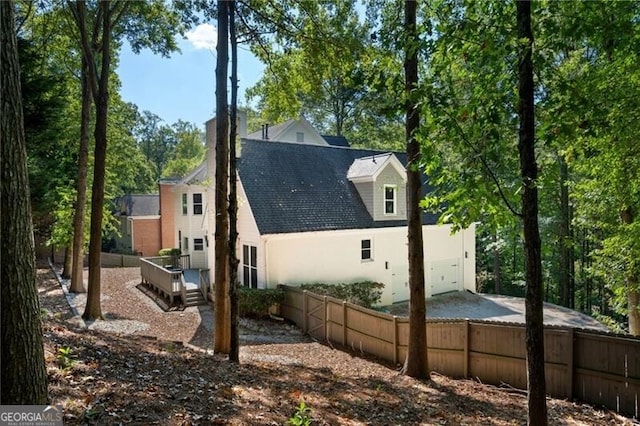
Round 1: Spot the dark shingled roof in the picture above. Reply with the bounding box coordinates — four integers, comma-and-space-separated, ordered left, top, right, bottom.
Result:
116, 194, 159, 217
238, 139, 439, 234
322, 134, 350, 147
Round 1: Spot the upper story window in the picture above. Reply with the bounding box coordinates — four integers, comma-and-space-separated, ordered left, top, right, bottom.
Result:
296, 132, 304, 143
384, 185, 397, 215
194, 238, 204, 251
182, 193, 188, 215
193, 193, 203, 215
361, 239, 372, 261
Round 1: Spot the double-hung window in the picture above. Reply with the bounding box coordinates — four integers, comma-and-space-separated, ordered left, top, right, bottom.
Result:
361, 239, 372, 261
193, 193, 203, 215
242, 245, 258, 288
384, 185, 397, 215
194, 238, 204, 251
182, 194, 188, 215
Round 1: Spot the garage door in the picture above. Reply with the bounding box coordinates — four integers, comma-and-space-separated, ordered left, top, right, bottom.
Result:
391, 264, 409, 303
430, 259, 461, 295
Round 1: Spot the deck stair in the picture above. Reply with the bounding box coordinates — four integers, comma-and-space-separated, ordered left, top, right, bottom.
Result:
181, 269, 208, 307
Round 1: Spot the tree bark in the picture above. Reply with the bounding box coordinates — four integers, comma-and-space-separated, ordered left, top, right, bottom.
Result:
62, 245, 73, 278
214, 0, 231, 353
516, 1, 547, 424
558, 157, 570, 307
0, 0, 48, 404
401, 0, 429, 379
228, 0, 240, 363
493, 232, 502, 294
70, 55, 91, 294
83, 0, 113, 321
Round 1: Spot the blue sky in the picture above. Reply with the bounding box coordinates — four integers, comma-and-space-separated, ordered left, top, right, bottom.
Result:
116, 23, 264, 130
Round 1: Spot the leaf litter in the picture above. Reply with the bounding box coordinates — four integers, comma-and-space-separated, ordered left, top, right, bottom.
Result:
38, 267, 634, 425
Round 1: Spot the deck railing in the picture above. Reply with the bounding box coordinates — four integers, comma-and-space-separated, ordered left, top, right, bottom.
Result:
140, 256, 187, 303
199, 269, 210, 300
143, 254, 190, 270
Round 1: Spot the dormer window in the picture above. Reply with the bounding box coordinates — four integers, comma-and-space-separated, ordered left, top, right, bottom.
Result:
347, 153, 407, 221
296, 132, 304, 142
384, 185, 397, 215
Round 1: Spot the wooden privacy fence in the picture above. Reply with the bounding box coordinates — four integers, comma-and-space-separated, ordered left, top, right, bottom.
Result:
279, 285, 640, 419
100, 252, 141, 267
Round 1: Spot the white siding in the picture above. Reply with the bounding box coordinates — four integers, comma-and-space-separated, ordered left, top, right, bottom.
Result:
262, 224, 476, 306
236, 181, 266, 288
276, 121, 328, 145
172, 183, 209, 269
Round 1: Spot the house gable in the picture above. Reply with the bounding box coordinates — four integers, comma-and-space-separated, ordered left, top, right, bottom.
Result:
347, 154, 407, 221
247, 117, 329, 146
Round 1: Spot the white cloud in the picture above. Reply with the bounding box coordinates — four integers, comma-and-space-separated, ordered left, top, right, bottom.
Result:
185, 23, 217, 50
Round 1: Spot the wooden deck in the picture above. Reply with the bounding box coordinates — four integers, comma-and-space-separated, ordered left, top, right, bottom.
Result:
140, 255, 208, 307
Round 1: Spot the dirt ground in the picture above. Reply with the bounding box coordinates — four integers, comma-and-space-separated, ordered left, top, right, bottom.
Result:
40, 266, 633, 425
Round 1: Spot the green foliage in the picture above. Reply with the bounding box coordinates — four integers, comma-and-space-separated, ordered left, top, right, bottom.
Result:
243, 1, 403, 149
158, 248, 181, 256
56, 347, 75, 370
287, 401, 312, 426
300, 281, 383, 309
238, 287, 285, 318
161, 120, 206, 178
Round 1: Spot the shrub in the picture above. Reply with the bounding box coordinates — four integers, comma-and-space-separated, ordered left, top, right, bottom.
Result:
300, 281, 384, 308
238, 287, 285, 318
158, 248, 181, 257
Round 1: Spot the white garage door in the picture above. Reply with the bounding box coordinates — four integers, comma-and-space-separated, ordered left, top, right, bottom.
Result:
391, 264, 409, 303
430, 259, 461, 295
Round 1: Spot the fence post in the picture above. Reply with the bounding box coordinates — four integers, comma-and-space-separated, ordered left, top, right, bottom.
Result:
302, 290, 308, 334
392, 316, 398, 365
464, 320, 470, 378
342, 301, 347, 346
323, 296, 328, 341
566, 327, 574, 399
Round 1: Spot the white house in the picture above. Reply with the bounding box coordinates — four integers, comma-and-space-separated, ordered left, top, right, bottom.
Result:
158, 115, 476, 306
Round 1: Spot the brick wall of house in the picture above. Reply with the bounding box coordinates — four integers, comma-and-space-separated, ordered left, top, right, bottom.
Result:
159, 182, 175, 249
132, 218, 161, 257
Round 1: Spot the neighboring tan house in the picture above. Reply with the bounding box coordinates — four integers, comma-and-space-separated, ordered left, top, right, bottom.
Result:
158, 115, 476, 306
111, 194, 161, 257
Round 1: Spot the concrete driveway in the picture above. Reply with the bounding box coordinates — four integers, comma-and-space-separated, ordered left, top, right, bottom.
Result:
384, 291, 610, 332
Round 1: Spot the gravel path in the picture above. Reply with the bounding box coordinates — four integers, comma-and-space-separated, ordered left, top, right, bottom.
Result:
50, 265, 309, 350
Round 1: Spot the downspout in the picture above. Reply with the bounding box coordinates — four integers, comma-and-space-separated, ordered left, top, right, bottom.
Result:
128, 217, 134, 254
461, 226, 465, 292
263, 236, 270, 289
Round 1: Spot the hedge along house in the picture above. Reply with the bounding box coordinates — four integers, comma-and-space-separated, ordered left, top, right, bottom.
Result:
160, 114, 476, 306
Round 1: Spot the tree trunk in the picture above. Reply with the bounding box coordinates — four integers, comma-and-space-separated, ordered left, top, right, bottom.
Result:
228, 0, 240, 363
214, 0, 231, 353
70, 55, 91, 294
493, 232, 501, 294
401, 0, 429, 379
62, 245, 73, 278
83, 1, 113, 321
516, 1, 547, 424
0, 0, 48, 404
558, 157, 570, 307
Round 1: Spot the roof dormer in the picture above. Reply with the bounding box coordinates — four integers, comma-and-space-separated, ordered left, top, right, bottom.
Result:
347, 153, 407, 221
